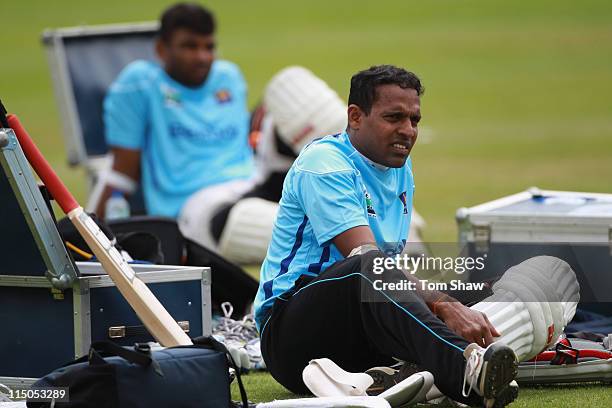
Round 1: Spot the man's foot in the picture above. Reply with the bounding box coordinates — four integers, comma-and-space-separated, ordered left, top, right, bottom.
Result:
462, 343, 518, 408
365, 361, 420, 396
378, 371, 435, 408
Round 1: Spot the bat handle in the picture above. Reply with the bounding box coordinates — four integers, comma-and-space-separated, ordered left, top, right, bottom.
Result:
6, 114, 79, 214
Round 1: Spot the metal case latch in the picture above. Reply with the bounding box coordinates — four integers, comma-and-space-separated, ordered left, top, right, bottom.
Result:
108, 326, 126, 339
178, 321, 190, 333
473, 223, 491, 254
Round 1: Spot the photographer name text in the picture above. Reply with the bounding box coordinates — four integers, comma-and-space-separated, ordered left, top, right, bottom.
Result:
372, 279, 486, 292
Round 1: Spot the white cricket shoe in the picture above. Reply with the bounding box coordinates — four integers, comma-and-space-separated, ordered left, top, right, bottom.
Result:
462, 343, 518, 408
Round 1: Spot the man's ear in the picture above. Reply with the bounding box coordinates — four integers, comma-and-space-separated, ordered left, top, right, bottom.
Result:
347, 104, 363, 130
155, 38, 167, 61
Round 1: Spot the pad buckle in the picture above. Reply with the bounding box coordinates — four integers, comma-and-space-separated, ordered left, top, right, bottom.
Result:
551, 342, 579, 365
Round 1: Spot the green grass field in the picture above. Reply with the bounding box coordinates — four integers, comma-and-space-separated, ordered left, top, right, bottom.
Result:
3, 0, 612, 405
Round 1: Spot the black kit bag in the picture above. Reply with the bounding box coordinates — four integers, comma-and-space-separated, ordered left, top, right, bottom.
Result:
57, 215, 164, 264
27, 336, 248, 408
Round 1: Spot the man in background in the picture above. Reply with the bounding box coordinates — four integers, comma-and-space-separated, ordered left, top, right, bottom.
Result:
96, 2, 253, 218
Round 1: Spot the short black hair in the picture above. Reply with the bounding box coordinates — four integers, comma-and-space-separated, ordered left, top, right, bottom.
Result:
159, 3, 216, 41
348, 65, 424, 115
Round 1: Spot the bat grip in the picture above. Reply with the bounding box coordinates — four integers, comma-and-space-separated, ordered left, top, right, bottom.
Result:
7, 114, 79, 214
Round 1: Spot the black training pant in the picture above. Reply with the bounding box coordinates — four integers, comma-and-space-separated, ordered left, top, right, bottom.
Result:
260, 251, 482, 405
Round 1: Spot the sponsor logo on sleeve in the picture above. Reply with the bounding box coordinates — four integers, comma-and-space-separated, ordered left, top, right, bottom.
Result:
215, 89, 232, 103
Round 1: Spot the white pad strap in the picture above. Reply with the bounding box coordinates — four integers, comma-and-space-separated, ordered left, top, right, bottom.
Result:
302, 358, 373, 397
103, 169, 138, 193
348, 244, 379, 258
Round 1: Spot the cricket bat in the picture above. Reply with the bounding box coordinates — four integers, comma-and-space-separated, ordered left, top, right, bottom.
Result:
6, 113, 192, 347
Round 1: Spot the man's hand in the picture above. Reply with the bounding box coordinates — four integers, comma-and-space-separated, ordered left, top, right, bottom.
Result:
436, 301, 500, 347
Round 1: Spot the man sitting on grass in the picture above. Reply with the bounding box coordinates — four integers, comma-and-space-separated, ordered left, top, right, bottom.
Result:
254, 65, 518, 407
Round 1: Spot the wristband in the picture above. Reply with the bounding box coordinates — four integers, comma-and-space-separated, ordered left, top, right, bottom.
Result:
349, 244, 379, 257
103, 169, 137, 193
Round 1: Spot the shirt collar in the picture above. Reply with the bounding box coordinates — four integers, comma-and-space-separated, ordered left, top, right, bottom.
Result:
344, 132, 390, 172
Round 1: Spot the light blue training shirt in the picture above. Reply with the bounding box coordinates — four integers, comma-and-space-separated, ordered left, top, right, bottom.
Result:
254, 131, 415, 331
104, 59, 254, 217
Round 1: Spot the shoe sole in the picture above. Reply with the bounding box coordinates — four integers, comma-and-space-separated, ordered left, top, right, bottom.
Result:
480, 344, 519, 407
488, 382, 519, 408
